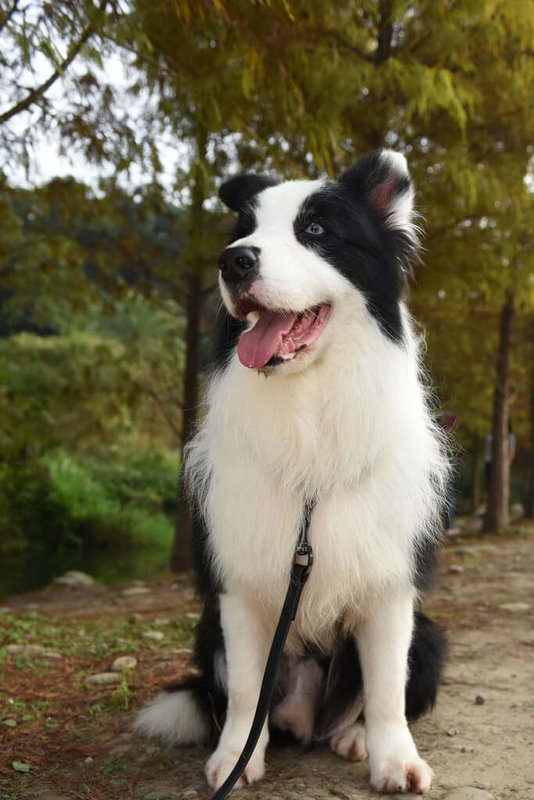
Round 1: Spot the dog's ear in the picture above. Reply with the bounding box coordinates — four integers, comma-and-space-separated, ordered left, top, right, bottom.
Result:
339, 150, 414, 233
219, 174, 279, 212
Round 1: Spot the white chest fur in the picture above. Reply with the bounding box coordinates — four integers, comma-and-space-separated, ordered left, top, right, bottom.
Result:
186, 308, 445, 645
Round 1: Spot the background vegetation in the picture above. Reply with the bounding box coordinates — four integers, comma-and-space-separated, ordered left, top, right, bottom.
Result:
1, 0, 534, 595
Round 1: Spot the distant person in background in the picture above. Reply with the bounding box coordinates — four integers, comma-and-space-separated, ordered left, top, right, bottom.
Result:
485, 419, 516, 493
437, 412, 458, 531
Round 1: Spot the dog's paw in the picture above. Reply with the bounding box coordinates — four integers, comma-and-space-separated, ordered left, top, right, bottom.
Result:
330, 723, 368, 761
370, 755, 433, 794
205, 747, 265, 790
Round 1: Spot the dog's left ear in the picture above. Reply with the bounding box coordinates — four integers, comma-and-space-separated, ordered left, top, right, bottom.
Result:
219, 174, 279, 212
339, 149, 415, 233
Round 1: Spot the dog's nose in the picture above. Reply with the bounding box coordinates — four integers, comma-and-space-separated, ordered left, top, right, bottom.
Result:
218, 246, 260, 284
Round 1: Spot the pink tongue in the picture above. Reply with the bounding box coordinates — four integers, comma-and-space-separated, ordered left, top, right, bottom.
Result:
238, 311, 297, 369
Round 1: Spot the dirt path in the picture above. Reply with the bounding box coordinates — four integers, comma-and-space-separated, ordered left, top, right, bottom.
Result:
1, 524, 533, 800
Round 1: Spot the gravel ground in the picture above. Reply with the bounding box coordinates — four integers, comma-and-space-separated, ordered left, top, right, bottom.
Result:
1, 524, 533, 800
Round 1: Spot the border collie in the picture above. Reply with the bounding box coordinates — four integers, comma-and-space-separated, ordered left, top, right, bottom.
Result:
136, 150, 449, 794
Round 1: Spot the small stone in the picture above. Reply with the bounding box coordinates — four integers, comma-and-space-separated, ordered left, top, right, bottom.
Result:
447, 744, 475, 752
54, 570, 95, 587
184, 612, 200, 620
142, 630, 164, 641
475, 695, 485, 705
86, 672, 122, 685
121, 586, 150, 597
473, 782, 491, 791
182, 791, 198, 799
6, 644, 46, 656
449, 564, 465, 573
442, 788, 493, 800
143, 791, 181, 800
171, 648, 193, 656
499, 602, 530, 612
84, 756, 93, 764
447, 727, 458, 736
111, 656, 137, 672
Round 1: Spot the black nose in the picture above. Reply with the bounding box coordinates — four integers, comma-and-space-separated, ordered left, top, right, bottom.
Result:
218, 246, 260, 284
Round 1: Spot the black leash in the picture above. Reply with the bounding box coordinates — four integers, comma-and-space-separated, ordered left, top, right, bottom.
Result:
209, 501, 315, 800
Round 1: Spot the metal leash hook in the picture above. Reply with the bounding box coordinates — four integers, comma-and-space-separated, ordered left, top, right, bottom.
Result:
208, 504, 315, 800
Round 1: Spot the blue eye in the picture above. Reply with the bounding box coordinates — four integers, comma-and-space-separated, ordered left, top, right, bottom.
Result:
305, 221, 325, 235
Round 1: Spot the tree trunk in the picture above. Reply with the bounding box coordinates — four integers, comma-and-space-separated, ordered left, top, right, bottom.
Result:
483, 292, 515, 532
524, 362, 534, 519
170, 270, 203, 571
170, 128, 208, 572
470, 433, 482, 513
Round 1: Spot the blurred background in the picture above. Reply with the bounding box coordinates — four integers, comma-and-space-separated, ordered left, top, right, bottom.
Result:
1, 0, 534, 599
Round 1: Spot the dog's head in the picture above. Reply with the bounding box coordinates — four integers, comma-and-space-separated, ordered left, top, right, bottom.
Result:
218, 149, 418, 372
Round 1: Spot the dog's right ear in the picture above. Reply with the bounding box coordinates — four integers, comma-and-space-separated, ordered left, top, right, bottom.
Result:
219, 174, 279, 212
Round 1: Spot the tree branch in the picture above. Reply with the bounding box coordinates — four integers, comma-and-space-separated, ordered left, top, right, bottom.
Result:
0, 0, 19, 35
0, 2, 107, 126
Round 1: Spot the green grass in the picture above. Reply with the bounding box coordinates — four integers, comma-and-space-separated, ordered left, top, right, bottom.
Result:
0, 611, 197, 665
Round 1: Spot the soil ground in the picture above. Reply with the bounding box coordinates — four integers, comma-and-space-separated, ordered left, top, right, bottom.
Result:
1, 521, 533, 800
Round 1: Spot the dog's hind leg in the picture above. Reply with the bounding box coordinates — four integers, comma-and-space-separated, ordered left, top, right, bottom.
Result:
271, 655, 324, 743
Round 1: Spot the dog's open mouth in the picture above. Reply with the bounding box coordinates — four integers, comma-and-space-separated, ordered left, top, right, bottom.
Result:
235, 299, 331, 369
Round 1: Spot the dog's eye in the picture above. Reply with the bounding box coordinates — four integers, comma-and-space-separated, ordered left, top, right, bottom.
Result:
305, 221, 325, 235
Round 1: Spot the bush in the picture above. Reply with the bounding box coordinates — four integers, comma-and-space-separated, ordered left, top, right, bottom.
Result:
0, 452, 176, 556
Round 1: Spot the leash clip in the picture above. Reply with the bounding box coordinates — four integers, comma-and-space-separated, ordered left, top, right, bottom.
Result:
294, 542, 314, 575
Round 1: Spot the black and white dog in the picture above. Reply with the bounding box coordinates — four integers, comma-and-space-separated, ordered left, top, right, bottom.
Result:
137, 150, 449, 794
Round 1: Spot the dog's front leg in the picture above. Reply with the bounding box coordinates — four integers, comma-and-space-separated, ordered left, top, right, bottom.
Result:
357, 589, 433, 794
205, 593, 271, 790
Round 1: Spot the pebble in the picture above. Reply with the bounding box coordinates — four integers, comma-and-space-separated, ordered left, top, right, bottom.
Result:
447, 727, 458, 736
447, 744, 475, 752
111, 656, 137, 672
84, 756, 93, 764
54, 570, 95, 587
449, 564, 465, 573
442, 788, 494, 800
143, 791, 181, 800
475, 695, 485, 705
182, 791, 198, 799
473, 782, 491, 791
392, 795, 424, 799
171, 648, 193, 655
142, 630, 164, 641
86, 672, 122, 685
499, 602, 530, 612
184, 612, 200, 620
121, 587, 150, 597
6, 644, 46, 656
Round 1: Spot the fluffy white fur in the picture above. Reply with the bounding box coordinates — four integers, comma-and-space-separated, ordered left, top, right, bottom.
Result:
134, 689, 208, 745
